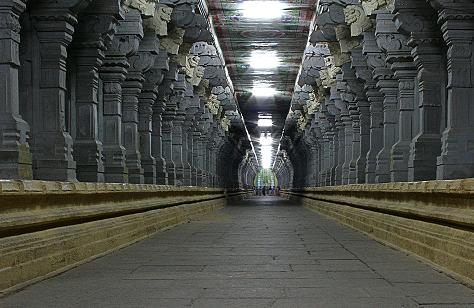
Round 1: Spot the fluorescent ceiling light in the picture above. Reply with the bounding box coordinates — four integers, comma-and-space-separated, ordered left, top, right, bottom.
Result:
258, 119, 273, 127
249, 50, 280, 70
241, 1, 285, 19
252, 84, 277, 97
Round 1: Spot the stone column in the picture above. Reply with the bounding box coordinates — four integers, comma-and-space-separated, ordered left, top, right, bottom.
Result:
373, 10, 417, 182
373, 13, 400, 183
433, 2, 474, 179
169, 73, 186, 185
0, 0, 33, 179
394, 0, 445, 181
349, 48, 371, 183
363, 31, 385, 183
72, 5, 121, 182
100, 11, 143, 183
193, 130, 203, 186
162, 108, 175, 185
122, 19, 159, 184
30, 9, 77, 181
152, 97, 167, 184
138, 34, 165, 184
150, 50, 170, 185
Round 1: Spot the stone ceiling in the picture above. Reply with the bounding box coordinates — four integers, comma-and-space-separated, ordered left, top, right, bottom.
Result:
207, 0, 316, 166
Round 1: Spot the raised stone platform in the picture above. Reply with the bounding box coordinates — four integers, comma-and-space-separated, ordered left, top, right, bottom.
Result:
282, 179, 474, 286
0, 180, 247, 295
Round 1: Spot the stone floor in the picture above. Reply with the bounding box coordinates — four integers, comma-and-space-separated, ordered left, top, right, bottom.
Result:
2, 196, 474, 307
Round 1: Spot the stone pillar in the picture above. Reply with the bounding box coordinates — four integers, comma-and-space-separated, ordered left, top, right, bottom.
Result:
193, 130, 203, 186
375, 11, 417, 182
331, 87, 344, 185
349, 48, 370, 183
0, 0, 33, 179
162, 108, 175, 185
394, 0, 445, 181
138, 32, 165, 184
433, 2, 474, 179
150, 50, 170, 185
363, 31, 385, 183
169, 73, 186, 185
152, 97, 167, 184
30, 9, 77, 181
72, 5, 121, 182
122, 18, 159, 184
374, 13, 400, 183
391, 63, 417, 182
100, 11, 143, 183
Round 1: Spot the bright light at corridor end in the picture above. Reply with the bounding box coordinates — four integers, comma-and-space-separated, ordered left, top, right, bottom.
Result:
261, 146, 273, 169
241, 1, 286, 19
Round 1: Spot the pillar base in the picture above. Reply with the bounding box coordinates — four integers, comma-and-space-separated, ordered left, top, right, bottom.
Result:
407, 134, 440, 181
390, 140, 411, 182
0, 144, 33, 180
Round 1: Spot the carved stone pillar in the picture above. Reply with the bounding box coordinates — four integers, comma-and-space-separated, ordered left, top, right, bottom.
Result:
432, 1, 474, 179
72, 4, 122, 182
152, 97, 167, 184
0, 0, 33, 179
349, 47, 371, 184
331, 88, 344, 185
100, 10, 143, 183
363, 31, 385, 183
169, 73, 186, 185
30, 9, 78, 181
150, 49, 170, 185
394, 0, 445, 181
138, 53, 159, 185
375, 11, 417, 182
193, 130, 202, 186
162, 108, 175, 185
122, 17, 159, 184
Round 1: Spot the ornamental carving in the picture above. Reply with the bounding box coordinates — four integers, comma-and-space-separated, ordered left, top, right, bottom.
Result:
343, 5, 372, 36
361, 0, 387, 16
143, 5, 172, 36
306, 92, 320, 115
297, 115, 308, 132
123, 0, 155, 17
160, 27, 185, 55
0, 11, 21, 33
206, 94, 220, 115
191, 65, 205, 86
220, 116, 231, 132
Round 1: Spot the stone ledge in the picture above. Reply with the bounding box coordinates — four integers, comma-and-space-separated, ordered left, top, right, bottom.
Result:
0, 181, 247, 295
0, 180, 223, 195
282, 179, 474, 286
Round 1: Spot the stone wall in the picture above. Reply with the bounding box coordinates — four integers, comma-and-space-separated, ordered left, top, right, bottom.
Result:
282, 178, 474, 285
0, 180, 249, 295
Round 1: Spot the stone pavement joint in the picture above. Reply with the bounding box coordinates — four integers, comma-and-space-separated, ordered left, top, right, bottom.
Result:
1, 196, 473, 308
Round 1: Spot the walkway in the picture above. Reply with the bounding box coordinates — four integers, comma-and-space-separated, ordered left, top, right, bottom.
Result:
2, 197, 474, 307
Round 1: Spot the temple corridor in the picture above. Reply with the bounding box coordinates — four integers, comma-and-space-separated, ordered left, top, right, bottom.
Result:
1, 0, 474, 305
3, 197, 473, 308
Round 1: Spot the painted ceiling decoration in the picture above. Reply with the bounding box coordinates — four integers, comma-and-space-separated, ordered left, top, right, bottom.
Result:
206, 0, 317, 168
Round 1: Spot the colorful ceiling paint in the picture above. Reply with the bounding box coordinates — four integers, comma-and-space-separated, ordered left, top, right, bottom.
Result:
207, 0, 316, 164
